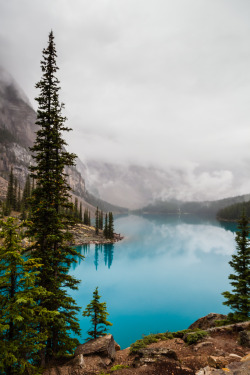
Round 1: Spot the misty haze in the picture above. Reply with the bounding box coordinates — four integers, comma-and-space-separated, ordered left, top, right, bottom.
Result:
0, 1, 250, 374
1, 0, 250, 209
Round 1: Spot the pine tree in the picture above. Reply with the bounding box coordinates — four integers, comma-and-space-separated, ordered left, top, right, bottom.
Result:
222, 210, 250, 321
22, 174, 31, 210
83, 208, 88, 225
95, 206, 99, 235
108, 212, 114, 239
74, 197, 78, 219
82, 287, 112, 340
103, 213, 108, 238
5, 167, 14, 214
16, 184, 21, 212
0, 217, 56, 375
13, 178, 18, 211
27, 30, 82, 363
99, 210, 103, 230
79, 202, 83, 222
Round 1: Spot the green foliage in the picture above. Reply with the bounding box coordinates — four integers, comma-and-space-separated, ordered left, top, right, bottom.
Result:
27, 30, 82, 363
95, 206, 99, 234
110, 364, 130, 371
130, 332, 173, 353
0, 217, 57, 374
5, 167, 14, 214
217, 201, 250, 221
185, 330, 208, 345
172, 329, 192, 339
222, 210, 250, 321
130, 329, 209, 353
83, 287, 112, 340
103, 212, 114, 239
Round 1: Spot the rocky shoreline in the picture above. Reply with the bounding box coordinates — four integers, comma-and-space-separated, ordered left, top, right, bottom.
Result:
69, 223, 124, 246
43, 313, 250, 375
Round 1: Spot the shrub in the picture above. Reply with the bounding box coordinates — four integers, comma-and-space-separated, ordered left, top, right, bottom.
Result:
111, 365, 130, 371
185, 330, 208, 345
130, 332, 172, 353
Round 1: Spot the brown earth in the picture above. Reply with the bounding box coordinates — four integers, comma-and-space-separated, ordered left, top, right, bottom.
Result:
43, 322, 250, 375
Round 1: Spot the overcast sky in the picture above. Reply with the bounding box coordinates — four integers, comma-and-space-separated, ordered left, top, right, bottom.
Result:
1, 0, 250, 201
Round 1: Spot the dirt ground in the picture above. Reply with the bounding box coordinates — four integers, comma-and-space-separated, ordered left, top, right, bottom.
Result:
108, 330, 250, 375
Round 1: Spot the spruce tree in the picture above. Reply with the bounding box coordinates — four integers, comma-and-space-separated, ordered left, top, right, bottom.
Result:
16, 184, 21, 212
5, 167, 14, 214
95, 206, 99, 235
0, 218, 56, 375
108, 212, 114, 239
222, 210, 250, 321
104, 213, 108, 238
22, 174, 31, 210
99, 210, 103, 230
27, 30, 82, 363
79, 202, 83, 222
82, 287, 112, 340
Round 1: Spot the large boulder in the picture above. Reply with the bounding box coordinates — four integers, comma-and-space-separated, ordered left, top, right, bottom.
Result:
189, 313, 227, 330
75, 334, 116, 361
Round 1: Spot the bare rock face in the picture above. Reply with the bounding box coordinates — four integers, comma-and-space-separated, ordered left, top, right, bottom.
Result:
196, 357, 250, 375
133, 347, 178, 367
189, 313, 227, 330
74, 334, 116, 361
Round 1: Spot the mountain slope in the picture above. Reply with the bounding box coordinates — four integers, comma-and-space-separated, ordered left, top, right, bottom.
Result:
0, 67, 127, 213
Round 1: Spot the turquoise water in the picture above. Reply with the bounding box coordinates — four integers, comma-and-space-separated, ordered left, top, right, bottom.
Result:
70, 214, 237, 349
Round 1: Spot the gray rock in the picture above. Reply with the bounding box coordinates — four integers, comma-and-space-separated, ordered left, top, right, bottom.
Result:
137, 347, 178, 360
74, 334, 116, 360
194, 341, 214, 351
189, 313, 227, 330
207, 355, 228, 369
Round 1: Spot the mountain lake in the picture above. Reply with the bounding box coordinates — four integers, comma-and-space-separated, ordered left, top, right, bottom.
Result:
70, 214, 237, 349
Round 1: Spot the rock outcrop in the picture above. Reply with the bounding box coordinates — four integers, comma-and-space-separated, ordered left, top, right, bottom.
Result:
44, 335, 118, 375
75, 334, 116, 360
188, 313, 227, 330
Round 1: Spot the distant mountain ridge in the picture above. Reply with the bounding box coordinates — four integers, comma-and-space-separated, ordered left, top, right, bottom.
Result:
135, 194, 250, 217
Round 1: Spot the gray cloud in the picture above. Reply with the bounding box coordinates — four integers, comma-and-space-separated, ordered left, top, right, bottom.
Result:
1, 0, 250, 203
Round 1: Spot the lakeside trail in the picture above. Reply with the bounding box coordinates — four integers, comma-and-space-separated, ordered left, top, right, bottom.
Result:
44, 314, 250, 375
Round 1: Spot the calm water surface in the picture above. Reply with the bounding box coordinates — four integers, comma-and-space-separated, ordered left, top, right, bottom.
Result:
70, 214, 237, 349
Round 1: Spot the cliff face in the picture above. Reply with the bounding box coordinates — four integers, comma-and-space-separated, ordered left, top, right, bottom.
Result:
0, 66, 86, 198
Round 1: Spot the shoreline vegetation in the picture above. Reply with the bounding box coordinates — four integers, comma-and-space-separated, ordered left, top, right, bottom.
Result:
69, 222, 124, 245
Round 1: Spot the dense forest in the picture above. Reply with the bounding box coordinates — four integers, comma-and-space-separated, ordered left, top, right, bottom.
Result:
217, 201, 250, 221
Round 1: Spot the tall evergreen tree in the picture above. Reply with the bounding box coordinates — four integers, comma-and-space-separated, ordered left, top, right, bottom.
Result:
222, 210, 250, 321
103, 213, 108, 238
16, 184, 21, 212
5, 167, 14, 214
82, 287, 112, 340
22, 175, 31, 210
95, 206, 99, 235
88, 209, 91, 225
99, 210, 103, 230
0, 218, 56, 375
108, 212, 114, 239
27, 31, 82, 363
79, 202, 83, 222
13, 178, 18, 211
